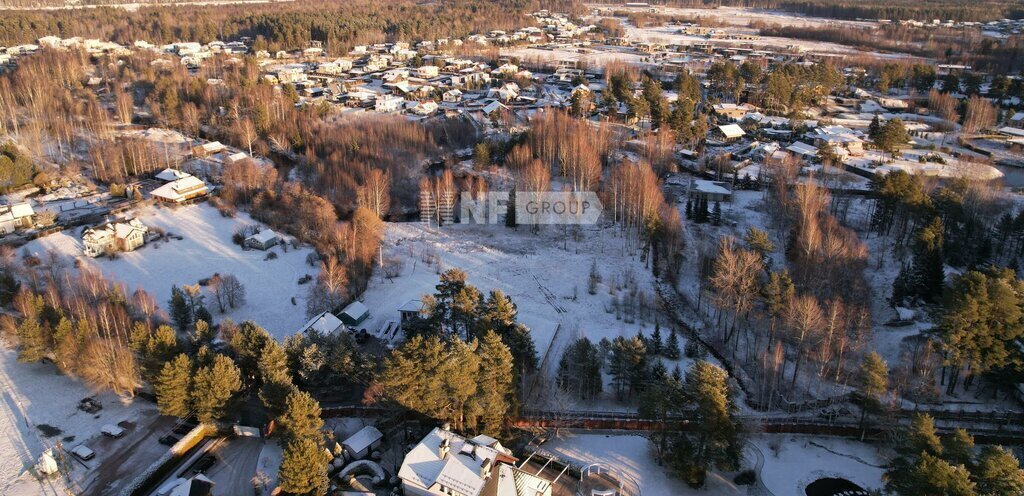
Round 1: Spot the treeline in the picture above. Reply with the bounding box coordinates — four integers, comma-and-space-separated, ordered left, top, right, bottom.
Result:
758, 23, 1024, 73
0, 0, 578, 52
603, 0, 1024, 23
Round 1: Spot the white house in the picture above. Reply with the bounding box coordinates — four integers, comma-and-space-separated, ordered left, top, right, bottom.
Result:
299, 311, 345, 336
416, 65, 440, 78
244, 229, 279, 250
150, 175, 208, 204
375, 94, 405, 113
82, 218, 149, 257
342, 426, 383, 460
0, 202, 35, 235
715, 123, 746, 141
411, 101, 439, 116
398, 426, 549, 496
443, 89, 463, 103
155, 168, 190, 182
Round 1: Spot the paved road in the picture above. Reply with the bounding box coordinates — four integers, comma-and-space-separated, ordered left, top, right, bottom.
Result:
203, 437, 264, 496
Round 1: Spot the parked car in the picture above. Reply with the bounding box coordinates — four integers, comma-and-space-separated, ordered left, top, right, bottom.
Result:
101, 424, 125, 438
71, 444, 95, 461
158, 434, 179, 446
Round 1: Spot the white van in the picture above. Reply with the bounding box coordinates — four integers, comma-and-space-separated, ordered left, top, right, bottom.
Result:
71, 445, 95, 461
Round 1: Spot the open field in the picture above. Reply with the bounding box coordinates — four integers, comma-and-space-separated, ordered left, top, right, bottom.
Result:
24, 203, 319, 340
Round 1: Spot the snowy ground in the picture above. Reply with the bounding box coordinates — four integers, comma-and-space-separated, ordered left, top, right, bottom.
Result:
541, 432, 747, 495
0, 348, 160, 496
23, 203, 319, 340
360, 221, 678, 408
751, 434, 887, 495
589, 4, 878, 30
543, 431, 887, 496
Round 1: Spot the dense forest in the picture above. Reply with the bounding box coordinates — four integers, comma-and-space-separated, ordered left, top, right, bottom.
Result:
0, 0, 579, 52
603, 0, 1024, 23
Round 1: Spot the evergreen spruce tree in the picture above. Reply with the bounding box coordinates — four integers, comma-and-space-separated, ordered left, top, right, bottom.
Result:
711, 201, 722, 226
191, 354, 242, 423
279, 389, 323, 445
911, 217, 945, 303
685, 199, 693, 220
505, 187, 517, 229
169, 285, 192, 331
476, 330, 514, 435
16, 317, 46, 363
905, 413, 944, 458
278, 437, 329, 496
664, 329, 681, 360
557, 337, 603, 400
650, 323, 663, 356
868, 114, 882, 142
155, 354, 193, 418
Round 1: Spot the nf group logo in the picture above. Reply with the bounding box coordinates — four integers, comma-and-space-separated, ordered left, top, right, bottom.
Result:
421, 191, 603, 225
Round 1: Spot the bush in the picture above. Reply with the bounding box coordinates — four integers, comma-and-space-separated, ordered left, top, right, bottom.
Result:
733, 470, 756, 486
264, 252, 278, 261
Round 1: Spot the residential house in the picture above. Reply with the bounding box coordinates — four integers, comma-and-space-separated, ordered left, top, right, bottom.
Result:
689, 179, 733, 202
244, 229, 279, 250
416, 65, 440, 78
713, 123, 746, 142
375, 95, 406, 113
712, 103, 757, 121
443, 89, 464, 103
150, 175, 208, 204
155, 168, 190, 182
398, 426, 549, 496
191, 141, 227, 157
82, 218, 149, 257
398, 298, 426, 330
0, 202, 35, 235
299, 311, 345, 336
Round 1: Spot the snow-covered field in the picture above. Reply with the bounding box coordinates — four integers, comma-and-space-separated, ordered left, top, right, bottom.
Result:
0, 348, 159, 496
24, 203, 319, 340
360, 222, 670, 392
544, 431, 887, 496
542, 432, 746, 495
751, 434, 887, 495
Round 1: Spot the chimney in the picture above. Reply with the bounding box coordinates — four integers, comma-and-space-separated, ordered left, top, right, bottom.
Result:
439, 438, 450, 459
480, 458, 492, 479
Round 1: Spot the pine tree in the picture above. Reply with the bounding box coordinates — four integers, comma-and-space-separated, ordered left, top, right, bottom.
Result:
887, 452, 976, 496
279, 389, 323, 445
858, 351, 889, 435
685, 199, 693, 220
557, 337, 603, 400
52, 317, 77, 374
664, 329, 681, 360
191, 354, 242, 423
505, 187, 517, 229
667, 360, 742, 487
975, 446, 1024, 496
911, 217, 945, 303
258, 339, 294, 416
476, 330, 514, 435
278, 437, 329, 496
711, 201, 722, 226
16, 317, 46, 363
942, 428, 975, 469
904, 413, 944, 458
169, 285, 192, 331
155, 354, 193, 418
